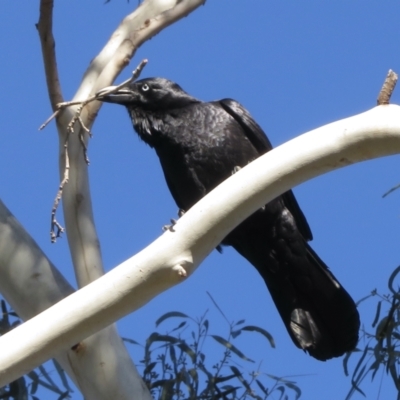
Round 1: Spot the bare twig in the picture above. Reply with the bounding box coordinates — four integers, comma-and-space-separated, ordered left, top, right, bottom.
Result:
39, 59, 148, 131
46, 59, 148, 242
29, 1, 205, 397
50, 137, 69, 243
377, 70, 398, 105
95, 59, 149, 97
65, 105, 91, 165
39, 109, 61, 130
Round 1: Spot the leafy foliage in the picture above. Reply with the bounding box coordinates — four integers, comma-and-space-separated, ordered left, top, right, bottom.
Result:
0, 300, 73, 400
345, 267, 400, 399
124, 296, 302, 400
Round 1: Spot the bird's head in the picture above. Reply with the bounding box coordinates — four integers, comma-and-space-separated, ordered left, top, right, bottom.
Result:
97, 77, 199, 111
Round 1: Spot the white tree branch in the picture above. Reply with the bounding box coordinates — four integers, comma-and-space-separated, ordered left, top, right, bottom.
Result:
0, 200, 151, 399
59, 0, 204, 289
1, 104, 399, 386
53, 1, 205, 393
0, 0, 205, 398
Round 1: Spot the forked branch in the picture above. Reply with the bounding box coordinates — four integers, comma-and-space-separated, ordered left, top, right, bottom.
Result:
44, 59, 148, 242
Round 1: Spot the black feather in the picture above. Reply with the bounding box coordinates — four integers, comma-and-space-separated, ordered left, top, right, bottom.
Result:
100, 77, 360, 360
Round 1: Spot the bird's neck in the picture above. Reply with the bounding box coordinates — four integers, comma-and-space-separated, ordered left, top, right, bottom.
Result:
128, 108, 166, 147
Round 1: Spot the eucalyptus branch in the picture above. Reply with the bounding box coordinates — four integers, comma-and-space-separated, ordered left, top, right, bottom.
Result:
39, 59, 148, 131
50, 136, 69, 243
46, 59, 148, 242
2, 102, 400, 387
36, 0, 63, 109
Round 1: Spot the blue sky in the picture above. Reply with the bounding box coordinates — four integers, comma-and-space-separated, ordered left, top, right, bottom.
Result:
1, 1, 400, 399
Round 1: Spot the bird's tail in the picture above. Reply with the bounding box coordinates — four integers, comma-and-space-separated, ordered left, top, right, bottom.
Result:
229, 223, 360, 360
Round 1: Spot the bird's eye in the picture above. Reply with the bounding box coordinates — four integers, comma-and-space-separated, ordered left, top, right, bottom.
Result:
141, 83, 150, 92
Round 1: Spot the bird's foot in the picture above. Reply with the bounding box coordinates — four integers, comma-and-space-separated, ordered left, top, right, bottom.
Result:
162, 209, 186, 232
162, 219, 178, 232
231, 166, 242, 175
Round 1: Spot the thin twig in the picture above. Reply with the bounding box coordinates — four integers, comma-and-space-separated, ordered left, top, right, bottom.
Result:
95, 58, 148, 98
39, 109, 61, 130
46, 59, 148, 242
39, 59, 148, 131
377, 69, 398, 105
50, 136, 70, 243
64, 105, 91, 164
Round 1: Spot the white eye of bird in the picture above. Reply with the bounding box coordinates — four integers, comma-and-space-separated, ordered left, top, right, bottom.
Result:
142, 83, 150, 92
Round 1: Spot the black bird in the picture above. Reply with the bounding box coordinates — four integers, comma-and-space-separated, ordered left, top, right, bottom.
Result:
99, 77, 359, 360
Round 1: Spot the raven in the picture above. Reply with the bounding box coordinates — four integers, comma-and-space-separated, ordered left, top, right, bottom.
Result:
99, 77, 359, 360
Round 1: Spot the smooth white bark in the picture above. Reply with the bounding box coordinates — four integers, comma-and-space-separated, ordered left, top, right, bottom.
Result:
0, 0, 204, 398
1, 104, 399, 386
0, 201, 151, 399
54, 2, 203, 398
54, 0, 203, 398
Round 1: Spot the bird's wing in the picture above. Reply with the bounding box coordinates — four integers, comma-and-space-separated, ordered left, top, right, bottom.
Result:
219, 99, 313, 241
219, 98, 273, 153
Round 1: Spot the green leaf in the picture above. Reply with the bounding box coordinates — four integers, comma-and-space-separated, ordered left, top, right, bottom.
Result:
199, 352, 205, 363
202, 319, 209, 335
351, 345, 369, 382
383, 183, 400, 198
143, 361, 157, 376
255, 379, 269, 395
342, 349, 353, 376
169, 344, 177, 367
230, 366, 251, 391
30, 376, 39, 395
372, 301, 382, 328
122, 337, 141, 345
188, 367, 198, 382
171, 320, 187, 333
178, 342, 196, 363
53, 359, 74, 393
231, 329, 241, 339
285, 382, 302, 400
155, 311, 189, 327
0, 300, 8, 327
388, 266, 400, 297
160, 379, 175, 400
181, 369, 194, 397
38, 364, 60, 392
211, 335, 254, 362
375, 316, 390, 339
241, 325, 276, 348
28, 366, 63, 395
216, 385, 240, 398
393, 331, 400, 340
147, 332, 180, 346
213, 374, 236, 384
275, 385, 285, 400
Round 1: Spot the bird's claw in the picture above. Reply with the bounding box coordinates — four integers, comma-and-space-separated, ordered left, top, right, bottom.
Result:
162, 210, 186, 232
162, 219, 178, 232
231, 166, 242, 175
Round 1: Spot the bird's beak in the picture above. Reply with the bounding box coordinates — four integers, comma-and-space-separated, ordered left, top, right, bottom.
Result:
96, 86, 137, 105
